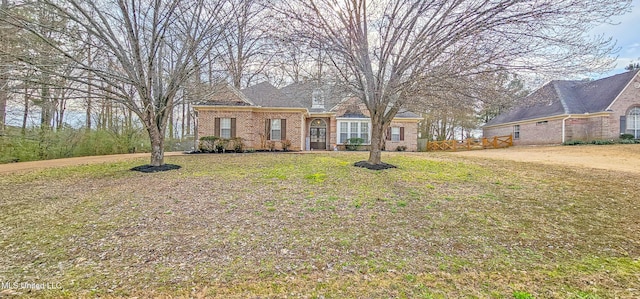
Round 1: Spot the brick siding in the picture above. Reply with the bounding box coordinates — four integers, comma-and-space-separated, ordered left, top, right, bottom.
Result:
197, 109, 304, 151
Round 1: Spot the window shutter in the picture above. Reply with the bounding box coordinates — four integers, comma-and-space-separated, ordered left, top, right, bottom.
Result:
231, 118, 236, 138
620, 116, 626, 134
281, 119, 287, 140
214, 117, 220, 137
386, 127, 391, 140
265, 119, 271, 139
400, 127, 405, 141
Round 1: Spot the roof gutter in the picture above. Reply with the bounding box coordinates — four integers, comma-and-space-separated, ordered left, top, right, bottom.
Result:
562, 115, 571, 143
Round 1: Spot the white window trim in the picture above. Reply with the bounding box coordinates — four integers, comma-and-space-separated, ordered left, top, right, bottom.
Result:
337, 119, 371, 144
628, 107, 640, 138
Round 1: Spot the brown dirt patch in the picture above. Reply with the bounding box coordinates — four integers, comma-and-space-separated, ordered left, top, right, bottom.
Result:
449, 144, 640, 173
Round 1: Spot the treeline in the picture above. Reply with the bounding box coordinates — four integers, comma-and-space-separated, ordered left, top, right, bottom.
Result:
0, 126, 193, 164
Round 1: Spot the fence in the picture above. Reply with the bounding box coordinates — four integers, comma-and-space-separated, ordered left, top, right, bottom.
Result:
421, 135, 513, 152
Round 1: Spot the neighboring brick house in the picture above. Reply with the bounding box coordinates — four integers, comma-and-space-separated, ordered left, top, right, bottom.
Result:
483, 70, 640, 145
193, 81, 421, 151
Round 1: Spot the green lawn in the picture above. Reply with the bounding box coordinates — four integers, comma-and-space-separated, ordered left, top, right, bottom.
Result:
0, 152, 638, 298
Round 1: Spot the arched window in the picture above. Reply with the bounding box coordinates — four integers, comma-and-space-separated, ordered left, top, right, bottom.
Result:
628, 107, 640, 138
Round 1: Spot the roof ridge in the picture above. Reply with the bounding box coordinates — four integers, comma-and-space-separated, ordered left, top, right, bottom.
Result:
228, 85, 257, 106
551, 81, 571, 114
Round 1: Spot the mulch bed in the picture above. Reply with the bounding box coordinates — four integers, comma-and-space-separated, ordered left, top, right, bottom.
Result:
130, 164, 181, 173
353, 160, 397, 170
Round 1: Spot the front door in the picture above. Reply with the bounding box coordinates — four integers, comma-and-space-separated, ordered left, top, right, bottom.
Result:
310, 119, 327, 150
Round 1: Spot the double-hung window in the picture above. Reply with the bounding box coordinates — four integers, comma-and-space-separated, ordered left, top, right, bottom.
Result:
359, 122, 369, 144
340, 122, 349, 143
270, 119, 281, 141
391, 127, 401, 142
220, 118, 232, 139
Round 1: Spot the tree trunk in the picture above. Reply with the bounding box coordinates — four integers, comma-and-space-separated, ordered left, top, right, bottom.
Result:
148, 125, 165, 166
22, 90, 29, 135
168, 107, 174, 139
0, 0, 8, 135
57, 97, 66, 129
181, 100, 185, 140
186, 103, 191, 135
368, 114, 385, 165
40, 85, 52, 130
0, 81, 6, 135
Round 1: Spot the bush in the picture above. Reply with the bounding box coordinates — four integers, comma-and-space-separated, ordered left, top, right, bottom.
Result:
199, 136, 219, 153
396, 145, 407, 151
215, 139, 228, 153
619, 139, 639, 144
620, 133, 635, 140
230, 137, 245, 152
282, 139, 292, 151
592, 139, 615, 145
1, 127, 151, 164
563, 138, 635, 146
563, 140, 586, 146
345, 137, 364, 151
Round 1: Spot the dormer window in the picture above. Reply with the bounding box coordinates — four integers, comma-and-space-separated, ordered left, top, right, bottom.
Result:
312, 89, 325, 109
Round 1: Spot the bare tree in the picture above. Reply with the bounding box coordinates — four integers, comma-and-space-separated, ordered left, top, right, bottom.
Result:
275, 0, 630, 165
0, 0, 14, 134
218, 0, 275, 88
5, 0, 227, 166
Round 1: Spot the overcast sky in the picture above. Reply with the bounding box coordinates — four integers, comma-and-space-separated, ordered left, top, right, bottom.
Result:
592, 0, 640, 77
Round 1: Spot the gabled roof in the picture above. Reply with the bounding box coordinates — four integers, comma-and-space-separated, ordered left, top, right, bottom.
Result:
240, 82, 290, 107
194, 84, 255, 106
331, 97, 368, 118
279, 81, 348, 112
195, 80, 422, 119
485, 70, 639, 126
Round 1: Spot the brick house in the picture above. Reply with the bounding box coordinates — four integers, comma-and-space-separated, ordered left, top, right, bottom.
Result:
483, 70, 640, 145
193, 81, 421, 151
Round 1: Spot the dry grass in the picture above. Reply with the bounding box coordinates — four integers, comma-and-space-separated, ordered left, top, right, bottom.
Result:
0, 150, 639, 298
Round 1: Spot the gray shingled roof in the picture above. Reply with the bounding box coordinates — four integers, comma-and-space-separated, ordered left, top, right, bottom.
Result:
485, 70, 639, 126
240, 82, 292, 107
200, 80, 422, 118
194, 84, 255, 106
280, 81, 348, 112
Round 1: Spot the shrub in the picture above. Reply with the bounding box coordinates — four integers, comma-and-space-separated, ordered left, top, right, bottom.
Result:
230, 137, 244, 152
619, 139, 638, 144
563, 140, 586, 146
396, 145, 407, 151
620, 133, 635, 140
199, 136, 219, 152
215, 138, 228, 153
267, 141, 276, 151
1, 127, 151, 164
345, 137, 364, 151
592, 139, 615, 145
282, 139, 292, 151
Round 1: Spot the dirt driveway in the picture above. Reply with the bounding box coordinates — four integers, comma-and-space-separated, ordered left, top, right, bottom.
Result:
0, 152, 185, 174
451, 144, 640, 174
